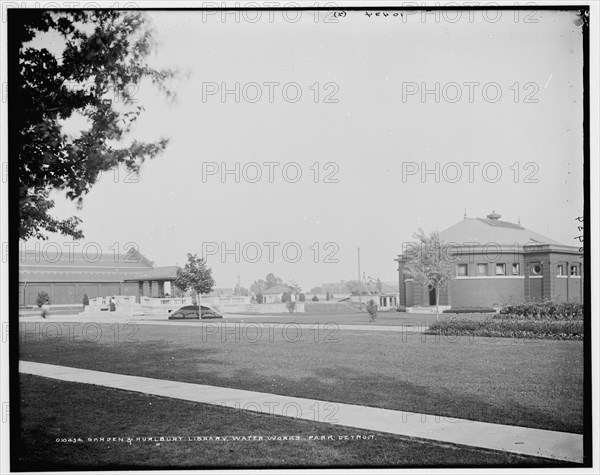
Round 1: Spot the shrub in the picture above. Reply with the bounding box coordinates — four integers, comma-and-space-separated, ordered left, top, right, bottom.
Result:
498, 300, 583, 320
366, 299, 378, 321
426, 319, 583, 340
443, 307, 496, 314
82, 293, 89, 306
256, 293, 263, 304
396, 306, 407, 312
299, 293, 306, 302
312, 295, 319, 302
36, 291, 50, 308
286, 300, 296, 313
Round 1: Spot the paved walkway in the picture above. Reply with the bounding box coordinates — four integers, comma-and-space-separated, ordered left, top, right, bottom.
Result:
20, 361, 582, 463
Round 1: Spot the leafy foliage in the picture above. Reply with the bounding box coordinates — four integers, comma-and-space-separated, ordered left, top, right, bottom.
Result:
402, 229, 457, 319
366, 299, 378, 321
298, 293, 306, 302
233, 283, 249, 296
498, 300, 583, 320
286, 300, 296, 313
312, 295, 319, 302
82, 293, 89, 306
36, 291, 50, 308
288, 279, 302, 295
13, 10, 175, 239
427, 319, 583, 341
173, 254, 215, 297
250, 273, 283, 296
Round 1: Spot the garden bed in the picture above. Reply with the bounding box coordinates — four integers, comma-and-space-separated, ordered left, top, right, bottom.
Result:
426, 319, 583, 340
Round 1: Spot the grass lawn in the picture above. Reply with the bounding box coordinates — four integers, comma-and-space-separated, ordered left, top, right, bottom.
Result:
19, 321, 583, 434
217, 311, 494, 326
15, 374, 568, 469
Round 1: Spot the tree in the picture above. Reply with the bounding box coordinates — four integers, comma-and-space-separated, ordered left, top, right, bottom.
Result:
11, 10, 176, 240
281, 291, 291, 303
326, 291, 331, 301
286, 300, 296, 313
346, 280, 366, 296
36, 291, 50, 308
265, 273, 283, 287
310, 286, 323, 294
366, 299, 378, 321
250, 279, 267, 296
256, 292, 264, 304
298, 293, 306, 302
82, 293, 89, 306
288, 279, 302, 296
376, 278, 383, 294
312, 295, 319, 302
174, 254, 215, 314
402, 229, 457, 320
233, 283, 249, 296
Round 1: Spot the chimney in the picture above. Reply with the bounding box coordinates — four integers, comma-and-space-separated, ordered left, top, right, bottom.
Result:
486, 211, 501, 220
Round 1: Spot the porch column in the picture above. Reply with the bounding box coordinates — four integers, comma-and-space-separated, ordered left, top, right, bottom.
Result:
158, 281, 165, 298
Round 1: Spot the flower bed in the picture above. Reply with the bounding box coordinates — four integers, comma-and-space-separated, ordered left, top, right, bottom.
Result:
497, 300, 583, 320
426, 319, 583, 340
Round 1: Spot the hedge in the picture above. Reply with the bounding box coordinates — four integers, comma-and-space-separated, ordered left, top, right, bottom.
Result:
426, 319, 583, 340
498, 300, 583, 321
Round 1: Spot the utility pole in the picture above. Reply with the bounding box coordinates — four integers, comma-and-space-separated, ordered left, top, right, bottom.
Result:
357, 247, 362, 303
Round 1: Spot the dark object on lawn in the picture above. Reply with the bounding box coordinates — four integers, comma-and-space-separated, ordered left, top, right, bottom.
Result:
109, 297, 116, 312
168, 305, 223, 320
83, 293, 89, 306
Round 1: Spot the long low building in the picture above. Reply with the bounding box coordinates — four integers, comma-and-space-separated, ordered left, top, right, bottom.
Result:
19, 246, 180, 306
396, 212, 584, 309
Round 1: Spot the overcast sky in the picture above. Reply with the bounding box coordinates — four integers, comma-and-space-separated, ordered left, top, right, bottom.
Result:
37, 8, 584, 291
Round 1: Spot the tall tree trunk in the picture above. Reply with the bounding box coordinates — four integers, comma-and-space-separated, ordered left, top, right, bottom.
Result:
197, 291, 202, 318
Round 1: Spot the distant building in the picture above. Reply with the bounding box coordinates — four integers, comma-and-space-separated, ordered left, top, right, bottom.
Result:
261, 285, 295, 303
396, 212, 584, 308
19, 246, 180, 306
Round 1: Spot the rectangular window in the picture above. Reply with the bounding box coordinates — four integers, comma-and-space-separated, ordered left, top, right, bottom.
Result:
496, 263, 506, 275
477, 263, 488, 276
557, 264, 564, 276
512, 263, 520, 275
570, 265, 579, 276
457, 264, 468, 276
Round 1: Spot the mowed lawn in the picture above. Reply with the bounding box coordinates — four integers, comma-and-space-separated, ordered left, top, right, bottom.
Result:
17, 374, 563, 470
216, 311, 493, 326
18, 320, 584, 434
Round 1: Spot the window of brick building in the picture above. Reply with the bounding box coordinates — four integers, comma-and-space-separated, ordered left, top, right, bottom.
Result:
477, 263, 488, 276
496, 263, 506, 275
512, 263, 520, 275
457, 264, 468, 276
570, 265, 579, 276
557, 264, 564, 276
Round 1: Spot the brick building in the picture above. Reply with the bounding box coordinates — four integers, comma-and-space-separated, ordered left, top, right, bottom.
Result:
19, 246, 180, 306
396, 212, 583, 309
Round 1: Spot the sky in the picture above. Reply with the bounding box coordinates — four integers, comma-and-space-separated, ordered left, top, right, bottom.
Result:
33, 8, 585, 292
